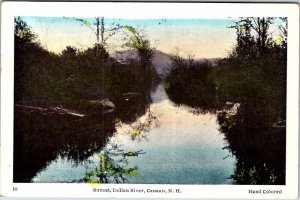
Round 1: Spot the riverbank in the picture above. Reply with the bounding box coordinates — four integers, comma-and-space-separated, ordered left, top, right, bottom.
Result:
163, 43, 286, 184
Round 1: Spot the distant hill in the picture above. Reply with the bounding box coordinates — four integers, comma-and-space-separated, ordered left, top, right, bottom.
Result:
111, 50, 172, 78
151, 51, 172, 78
111, 50, 220, 78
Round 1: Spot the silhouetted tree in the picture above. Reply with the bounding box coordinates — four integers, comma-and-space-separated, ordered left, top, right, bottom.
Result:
14, 17, 39, 101
230, 20, 255, 58
123, 26, 155, 65
62, 46, 77, 57
230, 17, 275, 56
15, 17, 37, 46
68, 17, 122, 46
279, 17, 287, 55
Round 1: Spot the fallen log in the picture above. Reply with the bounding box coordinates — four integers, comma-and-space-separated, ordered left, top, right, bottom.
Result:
15, 104, 47, 111
50, 106, 85, 118
15, 104, 85, 118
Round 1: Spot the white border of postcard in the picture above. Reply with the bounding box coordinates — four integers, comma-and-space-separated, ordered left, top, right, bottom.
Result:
1, 2, 299, 199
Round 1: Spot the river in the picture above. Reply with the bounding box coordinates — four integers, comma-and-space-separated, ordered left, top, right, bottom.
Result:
31, 82, 236, 184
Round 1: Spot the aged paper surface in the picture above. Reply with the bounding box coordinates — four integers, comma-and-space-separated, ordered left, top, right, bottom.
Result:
0, 2, 299, 199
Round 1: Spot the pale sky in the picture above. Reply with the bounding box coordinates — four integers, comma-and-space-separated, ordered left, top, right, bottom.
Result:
21, 17, 239, 59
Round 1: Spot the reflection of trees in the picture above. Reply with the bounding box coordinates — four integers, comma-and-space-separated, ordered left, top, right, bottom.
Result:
218, 104, 285, 185
13, 109, 116, 182
165, 63, 222, 114
83, 143, 144, 183
14, 81, 153, 183
14, 83, 154, 183
129, 109, 160, 141
81, 101, 158, 183
14, 94, 153, 183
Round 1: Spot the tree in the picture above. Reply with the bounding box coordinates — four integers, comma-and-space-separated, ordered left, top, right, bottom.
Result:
123, 26, 155, 64
244, 17, 274, 51
230, 20, 255, 57
15, 17, 37, 48
279, 17, 287, 54
62, 46, 77, 57
69, 17, 122, 46
230, 17, 275, 56
14, 17, 39, 101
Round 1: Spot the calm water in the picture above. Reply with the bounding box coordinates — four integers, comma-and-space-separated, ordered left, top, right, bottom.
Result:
31, 83, 236, 184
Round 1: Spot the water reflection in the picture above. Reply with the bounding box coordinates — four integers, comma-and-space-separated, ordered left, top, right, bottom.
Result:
16, 78, 281, 185
14, 109, 115, 182
217, 103, 285, 185
31, 82, 235, 184
101, 84, 236, 184
164, 69, 286, 186
118, 108, 160, 142
14, 91, 151, 182
82, 143, 144, 183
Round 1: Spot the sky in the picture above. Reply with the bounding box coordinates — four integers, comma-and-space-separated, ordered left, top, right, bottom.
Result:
21, 17, 238, 59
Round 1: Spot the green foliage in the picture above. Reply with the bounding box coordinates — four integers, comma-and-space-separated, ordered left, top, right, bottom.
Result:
84, 146, 143, 183
15, 17, 37, 44
212, 45, 286, 121
165, 17, 286, 120
229, 17, 277, 57
214, 18, 286, 185
165, 57, 220, 112
123, 26, 155, 64
71, 17, 122, 45
129, 110, 159, 141
14, 18, 156, 106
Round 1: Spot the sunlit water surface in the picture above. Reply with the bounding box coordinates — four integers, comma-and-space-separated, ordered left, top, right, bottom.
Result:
32, 83, 236, 184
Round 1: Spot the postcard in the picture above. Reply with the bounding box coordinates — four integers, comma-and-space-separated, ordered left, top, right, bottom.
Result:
0, 2, 299, 199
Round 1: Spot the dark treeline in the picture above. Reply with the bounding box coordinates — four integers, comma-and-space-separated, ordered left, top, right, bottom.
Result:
165, 57, 220, 112
13, 17, 156, 182
14, 17, 156, 108
165, 17, 287, 184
